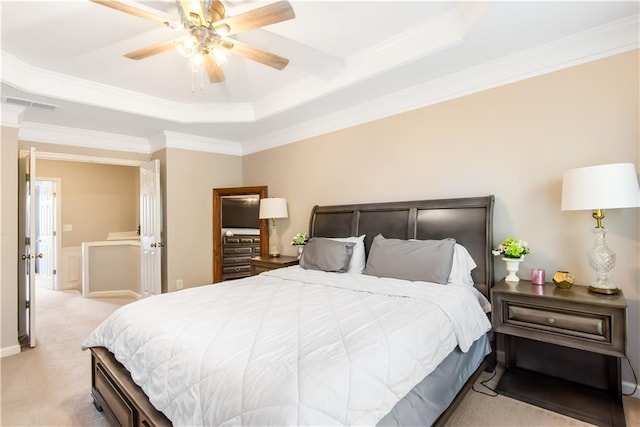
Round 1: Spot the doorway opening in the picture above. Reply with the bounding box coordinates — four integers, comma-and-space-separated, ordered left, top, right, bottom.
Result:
34, 179, 61, 290
19, 148, 162, 349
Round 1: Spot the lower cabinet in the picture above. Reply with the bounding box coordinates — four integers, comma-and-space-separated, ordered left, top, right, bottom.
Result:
221, 235, 260, 281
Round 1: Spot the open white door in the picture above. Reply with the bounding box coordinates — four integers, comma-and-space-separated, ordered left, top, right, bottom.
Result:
140, 160, 163, 297
17, 147, 37, 347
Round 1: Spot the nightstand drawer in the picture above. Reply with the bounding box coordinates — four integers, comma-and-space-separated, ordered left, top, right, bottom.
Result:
492, 282, 626, 358
505, 303, 609, 343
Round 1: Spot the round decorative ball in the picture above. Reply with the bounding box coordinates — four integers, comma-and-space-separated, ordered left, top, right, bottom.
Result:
553, 271, 575, 289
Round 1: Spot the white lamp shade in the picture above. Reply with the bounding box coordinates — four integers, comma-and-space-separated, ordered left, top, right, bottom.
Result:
561, 163, 640, 211
259, 198, 288, 219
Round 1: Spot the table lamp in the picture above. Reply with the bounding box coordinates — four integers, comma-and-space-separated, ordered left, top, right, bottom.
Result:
561, 163, 640, 295
259, 198, 288, 257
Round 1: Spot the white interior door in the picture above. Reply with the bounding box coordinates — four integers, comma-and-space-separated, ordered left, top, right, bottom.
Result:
35, 181, 57, 289
140, 160, 163, 297
17, 147, 37, 347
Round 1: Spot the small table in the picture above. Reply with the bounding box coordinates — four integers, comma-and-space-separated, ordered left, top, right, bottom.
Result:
250, 255, 299, 276
491, 279, 627, 427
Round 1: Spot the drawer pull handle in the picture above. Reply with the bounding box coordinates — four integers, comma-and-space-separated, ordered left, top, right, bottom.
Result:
548, 318, 555, 324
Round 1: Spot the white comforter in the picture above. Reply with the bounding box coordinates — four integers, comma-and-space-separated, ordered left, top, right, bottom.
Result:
83, 266, 491, 426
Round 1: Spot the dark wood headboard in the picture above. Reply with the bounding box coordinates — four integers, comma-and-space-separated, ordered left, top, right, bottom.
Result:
308, 195, 495, 299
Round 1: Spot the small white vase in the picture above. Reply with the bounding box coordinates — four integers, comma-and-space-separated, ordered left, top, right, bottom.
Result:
503, 256, 524, 283
295, 245, 304, 259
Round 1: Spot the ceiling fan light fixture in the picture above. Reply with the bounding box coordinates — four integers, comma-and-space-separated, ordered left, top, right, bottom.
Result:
91, 0, 295, 86
176, 34, 198, 57
214, 24, 230, 36
189, 52, 204, 70
212, 47, 229, 66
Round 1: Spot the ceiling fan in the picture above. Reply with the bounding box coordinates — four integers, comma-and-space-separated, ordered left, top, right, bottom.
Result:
91, 0, 295, 83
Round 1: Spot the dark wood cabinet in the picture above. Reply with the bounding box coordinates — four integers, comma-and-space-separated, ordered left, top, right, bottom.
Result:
492, 279, 627, 427
250, 255, 299, 276
221, 234, 261, 281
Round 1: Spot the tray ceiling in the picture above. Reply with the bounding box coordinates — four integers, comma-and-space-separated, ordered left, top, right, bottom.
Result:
1, 1, 638, 154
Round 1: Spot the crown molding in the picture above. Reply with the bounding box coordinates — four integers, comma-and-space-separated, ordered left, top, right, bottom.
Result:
163, 131, 243, 156
243, 14, 639, 154
2, 4, 483, 126
5, 13, 637, 156
1, 53, 255, 123
15, 122, 245, 156
252, 5, 477, 121
1, 103, 25, 127
35, 151, 144, 167
18, 122, 150, 153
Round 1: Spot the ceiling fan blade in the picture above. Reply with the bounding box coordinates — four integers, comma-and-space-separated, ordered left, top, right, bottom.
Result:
179, 0, 205, 24
203, 55, 225, 83
90, 0, 172, 26
222, 38, 289, 70
124, 38, 180, 60
214, 1, 295, 36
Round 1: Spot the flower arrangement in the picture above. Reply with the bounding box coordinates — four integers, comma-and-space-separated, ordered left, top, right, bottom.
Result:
492, 237, 530, 259
291, 232, 309, 246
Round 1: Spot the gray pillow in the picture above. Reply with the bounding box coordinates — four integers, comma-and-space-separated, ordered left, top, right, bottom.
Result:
299, 238, 356, 273
363, 234, 456, 284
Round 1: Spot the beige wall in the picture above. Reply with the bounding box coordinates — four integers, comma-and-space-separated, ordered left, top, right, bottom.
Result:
244, 51, 640, 385
36, 160, 139, 247
1, 126, 20, 353
162, 148, 243, 292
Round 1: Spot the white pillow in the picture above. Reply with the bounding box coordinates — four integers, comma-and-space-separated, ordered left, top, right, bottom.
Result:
329, 235, 366, 274
448, 243, 477, 286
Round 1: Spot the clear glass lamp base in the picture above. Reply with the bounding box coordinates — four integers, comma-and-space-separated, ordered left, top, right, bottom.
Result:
586, 227, 620, 295
268, 223, 281, 257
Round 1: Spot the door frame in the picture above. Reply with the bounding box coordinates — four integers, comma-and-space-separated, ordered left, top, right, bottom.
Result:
35, 177, 62, 290
27, 150, 160, 294
212, 186, 268, 283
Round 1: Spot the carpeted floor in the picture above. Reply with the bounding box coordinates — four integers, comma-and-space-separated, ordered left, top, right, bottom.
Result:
1, 286, 638, 426
1, 287, 133, 427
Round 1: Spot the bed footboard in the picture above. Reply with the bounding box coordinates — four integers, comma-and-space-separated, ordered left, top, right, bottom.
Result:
90, 347, 171, 427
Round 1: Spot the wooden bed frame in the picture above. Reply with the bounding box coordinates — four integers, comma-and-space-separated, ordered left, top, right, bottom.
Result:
90, 195, 495, 426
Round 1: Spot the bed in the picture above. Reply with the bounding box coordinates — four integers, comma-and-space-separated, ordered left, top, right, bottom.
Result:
83, 195, 495, 426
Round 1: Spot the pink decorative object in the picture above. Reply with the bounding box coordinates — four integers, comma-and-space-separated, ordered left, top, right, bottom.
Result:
531, 268, 546, 285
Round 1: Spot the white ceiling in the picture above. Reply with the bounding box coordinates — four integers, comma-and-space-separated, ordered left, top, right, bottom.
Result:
1, 1, 638, 155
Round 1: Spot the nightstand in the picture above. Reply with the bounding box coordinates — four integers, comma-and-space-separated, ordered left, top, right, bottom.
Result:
250, 255, 299, 276
492, 279, 627, 427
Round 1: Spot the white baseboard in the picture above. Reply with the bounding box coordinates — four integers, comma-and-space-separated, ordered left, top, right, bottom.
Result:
85, 290, 140, 299
0, 345, 21, 358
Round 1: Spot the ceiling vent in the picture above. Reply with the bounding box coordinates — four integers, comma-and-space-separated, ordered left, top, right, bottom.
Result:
4, 97, 57, 110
